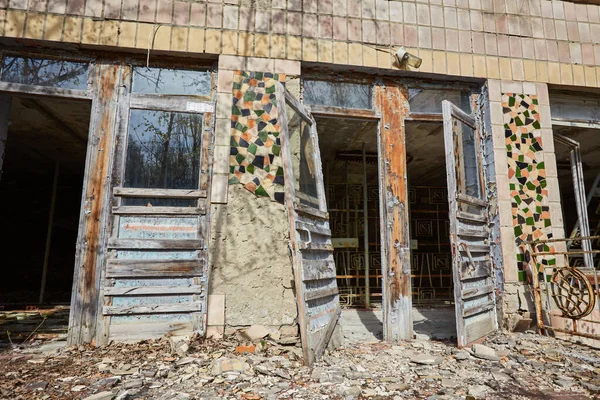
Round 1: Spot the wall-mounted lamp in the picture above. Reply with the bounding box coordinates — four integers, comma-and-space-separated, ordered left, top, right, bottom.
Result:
395, 47, 422, 69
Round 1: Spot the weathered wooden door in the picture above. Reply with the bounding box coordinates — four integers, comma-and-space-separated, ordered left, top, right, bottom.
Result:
277, 83, 340, 365
442, 100, 497, 347
99, 65, 214, 343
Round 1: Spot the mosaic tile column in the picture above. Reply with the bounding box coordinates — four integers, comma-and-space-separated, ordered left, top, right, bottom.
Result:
229, 71, 286, 204
502, 92, 556, 279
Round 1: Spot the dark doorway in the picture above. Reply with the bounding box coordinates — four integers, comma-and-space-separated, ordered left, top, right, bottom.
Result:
0, 95, 90, 305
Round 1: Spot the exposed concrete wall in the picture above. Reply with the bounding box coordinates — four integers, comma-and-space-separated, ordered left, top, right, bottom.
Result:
209, 185, 297, 331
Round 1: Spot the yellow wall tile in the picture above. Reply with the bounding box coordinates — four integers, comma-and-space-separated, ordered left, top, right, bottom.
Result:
559, 64, 573, 85
287, 36, 302, 60
548, 62, 560, 84
318, 40, 333, 63
572, 65, 585, 86
188, 28, 205, 53
303, 38, 317, 62
536, 61, 549, 82
205, 29, 221, 54
271, 35, 286, 59
5, 10, 26, 38
447, 52, 460, 76
0, 10, 6, 37
486, 57, 500, 79
584, 66, 597, 87
523, 60, 536, 82
498, 57, 511, 80
377, 50, 392, 69
418, 49, 432, 73
348, 42, 362, 66
511, 59, 524, 81
136, 23, 153, 49
63, 17, 82, 43
222, 30, 238, 55
596, 67, 600, 88
82, 18, 101, 45
171, 26, 188, 52
153, 25, 171, 51
238, 32, 253, 56
254, 33, 269, 58
460, 54, 473, 77
101, 20, 119, 46
473, 55, 486, 77
25, 13, 45, 40
118, 22, 137, 48
44, 15, 64, 41
432, 51, 447, 74
333, 41, 348, 65
363, 45, 377, 67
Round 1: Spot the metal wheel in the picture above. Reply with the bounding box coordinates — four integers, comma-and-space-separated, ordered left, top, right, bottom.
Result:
550, 267, 596, 319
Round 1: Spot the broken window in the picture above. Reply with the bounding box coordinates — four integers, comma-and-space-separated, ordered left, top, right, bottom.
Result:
0, 56, 88, 90
132, 67, 212, 96
303, 80, 372, 109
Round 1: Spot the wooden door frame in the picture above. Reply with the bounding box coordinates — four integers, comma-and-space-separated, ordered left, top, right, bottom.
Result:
375, 83, 413, 341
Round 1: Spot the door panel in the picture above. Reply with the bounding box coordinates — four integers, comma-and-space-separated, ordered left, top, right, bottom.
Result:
277, 83, 340, 365
442, 100, 497, 347
100, 66, 214, 343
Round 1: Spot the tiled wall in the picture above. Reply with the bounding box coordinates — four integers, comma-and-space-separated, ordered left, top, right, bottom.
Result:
2, 0, 600, 85
488, 80, 565, 283
229, 70, 286, 203
211, 55, 299, 204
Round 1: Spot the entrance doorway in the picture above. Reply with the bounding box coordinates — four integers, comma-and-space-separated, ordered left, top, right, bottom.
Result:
405, 121, 457, 340
0, 94, 91, 342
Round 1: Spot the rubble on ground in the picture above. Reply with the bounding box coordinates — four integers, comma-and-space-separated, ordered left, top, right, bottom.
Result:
1, 330, 600, 399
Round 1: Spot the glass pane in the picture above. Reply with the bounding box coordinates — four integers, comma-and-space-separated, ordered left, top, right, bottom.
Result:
303, 80, 371, 109
1, 56, 88, 90
550, 94, 600, 122
287, 104, 320, 209
124, 110, 203, 190
409, 89, 471, 114
453, 118, 482, 199
132, 67, 212, 95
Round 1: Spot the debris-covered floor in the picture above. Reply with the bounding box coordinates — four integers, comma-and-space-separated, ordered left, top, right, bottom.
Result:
1, 330, 600, 400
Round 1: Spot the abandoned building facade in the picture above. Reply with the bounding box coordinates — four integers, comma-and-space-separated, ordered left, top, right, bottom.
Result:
1, 0, 599, 363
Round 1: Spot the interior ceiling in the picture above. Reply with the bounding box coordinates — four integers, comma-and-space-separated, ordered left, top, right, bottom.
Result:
553, 126, 600, 188
316, 116, 447, 187
405, 121, 447, 186
5, 96, 90, 174
315, 116, 378, 163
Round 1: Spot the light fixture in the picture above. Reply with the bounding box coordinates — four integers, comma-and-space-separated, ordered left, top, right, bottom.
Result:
395, 47, 422, 69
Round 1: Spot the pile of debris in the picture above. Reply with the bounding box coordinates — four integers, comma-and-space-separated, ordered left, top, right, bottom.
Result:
1, 329, 600, 399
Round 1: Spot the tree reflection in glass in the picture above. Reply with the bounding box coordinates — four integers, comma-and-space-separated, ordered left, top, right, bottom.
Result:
132, 67, 212, 96
1, 56, 88, 90
123, 110, 203, 206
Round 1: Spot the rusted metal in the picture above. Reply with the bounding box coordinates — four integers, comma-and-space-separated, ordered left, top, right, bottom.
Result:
376, 84, 413, 341
526, 235, 600, 342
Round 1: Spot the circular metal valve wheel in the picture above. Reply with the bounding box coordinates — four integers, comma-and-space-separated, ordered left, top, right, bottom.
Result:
550, 267, 596, 319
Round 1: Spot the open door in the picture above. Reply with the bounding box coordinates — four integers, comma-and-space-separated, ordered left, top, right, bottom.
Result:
277, 82, 340, 365
442, 100, 497, 347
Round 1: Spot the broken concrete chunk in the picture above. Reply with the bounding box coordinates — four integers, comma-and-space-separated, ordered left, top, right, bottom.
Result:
244, 325, 270, 340
471, 343, 500, 361
83, 392, 115, 400
24, 381, 48, 391
210, 358, 250, 376
410, 354, 443, 365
